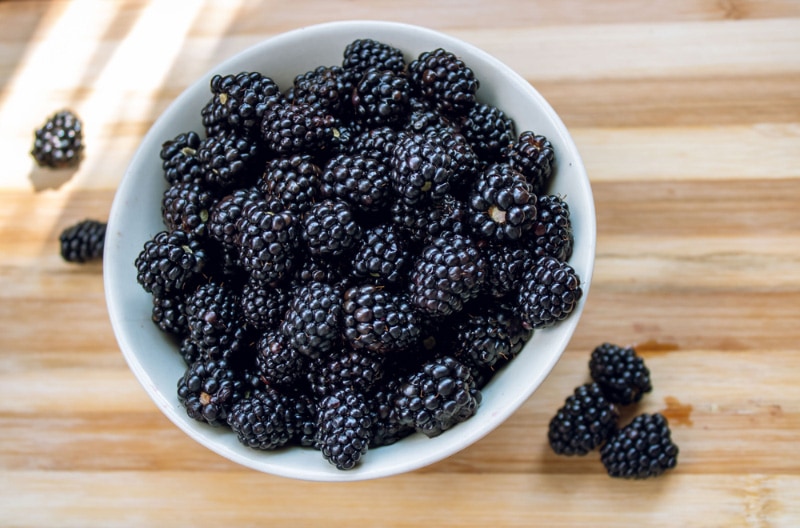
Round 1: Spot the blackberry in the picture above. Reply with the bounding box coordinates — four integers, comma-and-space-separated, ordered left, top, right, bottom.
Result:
320, 154, 392, 214
390, 132, 453, 206
177, 356, 246, 426
227, 387, 300, 450
258, 154, 321, 216
352, 68, 411, 128
161, 181, 214, 238
184, 281, 243, 358
409, 233, 487, 318
235, 198, 300, 285
197, 128, 262, 189
31, 109, 83, 169
351, 224, 411, 284
460, 102, 515, 160
207, 71, 283, 134
280, 281, 344, 359
348, 125, 400, 160
315, 388, 373, 470
482, 243, 534, 299
308, 347, 385, 398
151, 293, 188, 336
302, 199, 362, 257
255, 330, 307, 389
206, 187, 263, 247
548, 383, 618, 456
342, 285, 421, 353
408, 48, 479, 116
178, 336, 203, 366
160, 131, 203, 185
59, 219, 106, 263
287, 65, 355, 118
424, 128, 482, 197
506, 131, 555, 194
529, 194, 574, 262
600, 413, 679, 479
134, 229, 207, 296
291, 255, 347, 285
342, 38, 406, 79
589, 343, 653, 405
201, 97, 230, 137
367, 377, 414, 447
518, 256, 583, 329
468, 163, 537, 242
240, 276, 291, 331
393, 355, 482, 438
390, 194, 469, 244
451, 305, 532, 370
405, 96, 455, 135
261, 102, 337, 156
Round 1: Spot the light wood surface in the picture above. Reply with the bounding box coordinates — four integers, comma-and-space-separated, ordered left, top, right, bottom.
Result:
2, 1, 800, 526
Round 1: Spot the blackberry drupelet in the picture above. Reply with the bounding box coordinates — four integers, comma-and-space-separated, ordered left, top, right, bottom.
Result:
409, 233, 487, 318
302, 199, 362, 257
227, 387, 300, 450
288, 65, 354, 118
161, 181, 214, 238
315, 387, 373, 470
135, 229, 207, 296
261, 101, 337, 156
258, 154, 321, 216
600, 413, 679, 479
468, 163, 537, 242
460, 102, 516, 160
160, 131, 204, 185
280, 281, 344, 359
506, 131, 555, 195
393, 355, 482, 438
235, 198, 300, 285
548, 383, 619, 456
206, 187, 263, 247
342, 38, 406, 79
307, 346, 385, 398
31, 109, 84, 169
255, 330, 308, 389
408, 48, 479, 116
342, 285, 421, 353
207, 71, 283, 134
482, 243, 534, 299
320, 154, 392, 214
240, 275, 291, 330
589, 343, 653, 405
184, 281, 243, 358
390, 132, 454, 206
352, 68, 411, 128
351, 224, 411, 284
518, 256, 582, 329
177, 356, 247, 426
59, 219, 106, 263
151, 293, 188, 336
197, 128, 262, 190
529, 194, 574, 262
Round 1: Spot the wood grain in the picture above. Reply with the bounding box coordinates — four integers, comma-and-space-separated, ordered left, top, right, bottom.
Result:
1, 1, 799, 526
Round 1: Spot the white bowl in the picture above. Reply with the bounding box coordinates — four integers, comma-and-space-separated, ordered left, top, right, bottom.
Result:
104, 20, 595, 481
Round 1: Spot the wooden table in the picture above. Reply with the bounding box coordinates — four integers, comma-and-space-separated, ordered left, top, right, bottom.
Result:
2, 1, 799, 526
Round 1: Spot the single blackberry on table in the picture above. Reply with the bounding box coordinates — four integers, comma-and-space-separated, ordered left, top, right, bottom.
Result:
207, 71, 283, 134
408, 48, 479, 116
393, 355, 482, 438
255, 330, 307, 389
482, 243, 534, 299
308, 346, 385, 399
390, 194, 469, 244
227, 387, 301, 450
197, 128, 262, 190
151, 293, 188, 337
342, 38, 406, 79
280, 281, 344, 359
367, 376, 414, 447
348, 125, 400, 160
408, 233, 487, 318
161, 181, 215, 238
589, 343, 653, 405
528, 194, 574, 262
315, 388, 373, 470
302, 199, 362, 257
240, 275, 291, 330
518, 256, 582, 329
450, 304, 532, 370
184, 281, 243, 358
258, 154, 321, 216
177, 356, 247, 426
31, 109, 84, 169
320, 154, 392, 214
351, 224, 411, 284
261, 101, 338, 156
390, 132, 454, 206
600, 413, 679, 479
206, 187, 263, 247
287, 65, 355, 118
342, 285, 422, 353
59, 219, 106, 263
160, 131, 204, 185
135, 229, 207, 296
235, 198, 300, 285
352, 68, 411, 128
506, 131, 555, 195
548, 382, 619, 456
468, 163, 537, 242
460, 102, 516, 161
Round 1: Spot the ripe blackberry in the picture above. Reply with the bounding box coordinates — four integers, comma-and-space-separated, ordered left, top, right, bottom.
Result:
135, 229, 207, 296
315, 388, 373, 470
177, 356, 247, 426
31, 109, 83, 168
451, 305, 532, 370
197, 128, 262, 189
348, 125, 400, 160
258, 154, 321, 216
206, 187, 263, 247
227, 387, 300, 450
390, 132, 453, 206
405, 96, 455, 135
460, 102, 516, 160
320, 154, 392, 214
390, 194, 469, 244
424, 128, 482, 198
529, 194, 574, 262
291, 255, 348, 285
240, 275, 291, 330
178, 336, 203, 366
184, 281, 243, 358
201, 97, 230, 137
600, 413, 679, 479
207, 71, 283, 134
506, 131, 555, 194
255, 330, 307, 389
409, 233, 487, 318
288, 65, 354, 118
160, 131, 203, 185
548, 383, 619, 456
367, 377, 414, 447
308, 346, 385, 398
589, 343, 653, 405
261, 102, 337, 156
161, 181, 214, 238
518, 256, 582, 329
351, 224, 411, 284
342, 285, 421, 353
280, 281, 344, 359
482, 243, 534, 299
352, 68, 411, 128
235, 198, 300, 285
394, 355, 482, 438
302, 199, 362, 257
469, 163, 537, 242
59, 219, 106, 263
342, 38, 406, 79
151, 293, 188, 336
408, 48, 479, 116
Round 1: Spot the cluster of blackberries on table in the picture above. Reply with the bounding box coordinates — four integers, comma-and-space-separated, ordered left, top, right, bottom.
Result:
548, 343, 679, 479
134, 38, 583, 470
